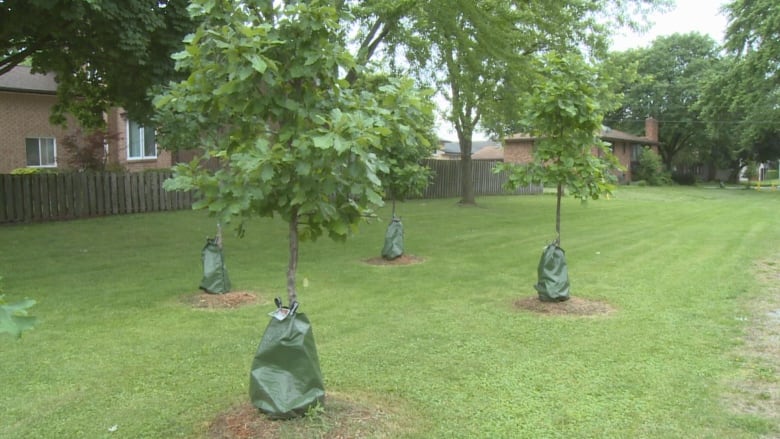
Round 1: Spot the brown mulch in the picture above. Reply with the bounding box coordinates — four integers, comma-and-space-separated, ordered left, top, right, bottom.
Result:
514, 295, 616, 316
363, 254, 425, 266
207, 394, 410, 439
181, 291, 261, 309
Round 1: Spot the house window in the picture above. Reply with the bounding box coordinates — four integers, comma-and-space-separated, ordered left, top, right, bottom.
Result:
127, 120, 157, 160
25, 137, 57, 167
631, 144, 643, 162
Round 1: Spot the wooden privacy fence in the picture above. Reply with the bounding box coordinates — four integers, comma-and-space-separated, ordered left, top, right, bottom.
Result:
0, 160, 539, 224
419, 159, 541, 199
0, 171, 193, 223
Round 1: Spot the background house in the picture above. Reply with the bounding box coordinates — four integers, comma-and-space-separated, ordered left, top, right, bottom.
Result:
0, 66, 173, 173
503, 117, 660, 182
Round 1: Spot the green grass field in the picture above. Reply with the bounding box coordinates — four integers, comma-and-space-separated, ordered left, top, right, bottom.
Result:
2, 186, 779, 438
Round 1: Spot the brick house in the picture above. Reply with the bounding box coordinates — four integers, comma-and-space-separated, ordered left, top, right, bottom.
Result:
0, 66, 173, 174
503, 117, 660, 182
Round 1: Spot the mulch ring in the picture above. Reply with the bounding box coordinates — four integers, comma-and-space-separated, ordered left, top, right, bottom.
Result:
181, 291, 262, 309
363, 254, 425, 266
207, 393, 410, 439
514, 296, 616, 316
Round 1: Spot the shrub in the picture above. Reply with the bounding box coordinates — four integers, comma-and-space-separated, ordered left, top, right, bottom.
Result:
62, 129, 119, 172
633, 147, 670, 186
103, 162, 127, 173
671, 172, 697, 186
10, 167, 57, 175
743, 161, 759, 181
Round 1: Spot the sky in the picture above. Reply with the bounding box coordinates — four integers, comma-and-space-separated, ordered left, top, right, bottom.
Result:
436, 0, 731, 141
611, 0, 729, 51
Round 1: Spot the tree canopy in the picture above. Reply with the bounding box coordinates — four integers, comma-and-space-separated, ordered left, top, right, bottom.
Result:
700, 0, 780, 165
0, 0, 193, 127
604, 33, 722, 169
156, 0, 436, 303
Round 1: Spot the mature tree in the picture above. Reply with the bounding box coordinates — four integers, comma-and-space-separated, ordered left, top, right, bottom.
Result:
695, 57, 749, 181
604, 33, 722, 169
156, 0, 436, 304
495, 52, 621, 244
697, 0, 780, 169
352, 0, 669, 205
0, 0, 193, 127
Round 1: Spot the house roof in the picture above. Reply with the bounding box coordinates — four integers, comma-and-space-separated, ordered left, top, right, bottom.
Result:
440, 140, 501, 157
0, 66, 58, 94
505, 126, 659, 145
471, 145, 504, 160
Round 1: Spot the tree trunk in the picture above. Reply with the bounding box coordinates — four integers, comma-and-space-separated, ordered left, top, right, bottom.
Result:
555, 183, 562, 245
287, 208, 299, 304
458, 134, 475, 205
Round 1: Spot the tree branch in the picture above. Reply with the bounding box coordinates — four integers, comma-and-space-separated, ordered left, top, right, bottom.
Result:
0, 45, 42, 76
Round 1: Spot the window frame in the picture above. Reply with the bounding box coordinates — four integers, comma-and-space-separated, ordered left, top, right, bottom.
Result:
25, 137, 58, 168
126, 120, 157, 161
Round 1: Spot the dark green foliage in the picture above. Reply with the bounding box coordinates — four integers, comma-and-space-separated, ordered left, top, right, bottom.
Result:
634, 146, 670, 186
0, 0, 194, 128
605, 33, 722, 168
671, 172, 696, 186
695, 0, 780, 170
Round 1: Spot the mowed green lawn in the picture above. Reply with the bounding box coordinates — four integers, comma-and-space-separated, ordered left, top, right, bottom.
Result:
2, 187, 779, 438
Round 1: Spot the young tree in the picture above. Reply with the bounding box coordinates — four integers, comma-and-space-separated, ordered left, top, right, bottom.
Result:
495, 52, 621, 245
155, 0, 435, 304
0, 0, 193, 128
358, 74, 438, 212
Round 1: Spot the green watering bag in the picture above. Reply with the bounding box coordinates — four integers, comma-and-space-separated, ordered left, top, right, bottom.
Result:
199, 238, 230, 294
249, 302, 325, 418
381, 217, 404, 260
535, 243, 571, 302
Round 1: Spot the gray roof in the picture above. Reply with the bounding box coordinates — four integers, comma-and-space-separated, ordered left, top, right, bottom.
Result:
441, 140, 500, 156
0, 66, 58, 94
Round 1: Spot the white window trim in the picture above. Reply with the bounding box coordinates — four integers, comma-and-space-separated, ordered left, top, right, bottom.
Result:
25, 137, 58, 168
126, 120, 158, 161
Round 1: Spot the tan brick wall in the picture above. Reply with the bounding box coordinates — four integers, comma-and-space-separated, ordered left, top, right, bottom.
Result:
505, 138, 650, 183
105, 108, 172, 172
0, 91, 73, 173
504, 139, 535, 164
0, 95, 172, 174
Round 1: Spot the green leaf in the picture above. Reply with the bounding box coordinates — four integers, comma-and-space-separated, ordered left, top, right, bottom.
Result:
260, 165, 274, 182
0, 299, 37, 339
312, 134, 333, 149
296, 162, 311, 176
